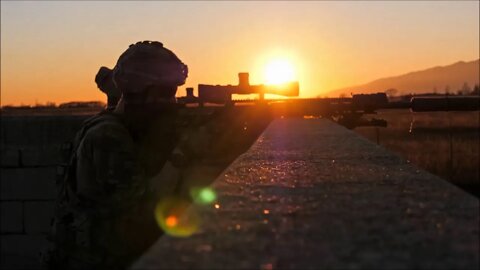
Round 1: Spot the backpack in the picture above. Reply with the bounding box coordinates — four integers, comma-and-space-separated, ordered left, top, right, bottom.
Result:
43, 111, 121, 269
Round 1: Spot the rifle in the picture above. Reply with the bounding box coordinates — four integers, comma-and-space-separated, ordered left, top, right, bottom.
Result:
176, 72, 388, 131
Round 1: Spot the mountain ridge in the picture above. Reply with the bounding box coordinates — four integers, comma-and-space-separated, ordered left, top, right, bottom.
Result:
328, 59, 479, 97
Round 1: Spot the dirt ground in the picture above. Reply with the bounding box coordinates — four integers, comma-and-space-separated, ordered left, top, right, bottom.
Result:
355, 109, 479, 197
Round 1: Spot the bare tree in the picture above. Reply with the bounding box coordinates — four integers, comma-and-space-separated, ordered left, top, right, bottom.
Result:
472, 84, 480, 95
460, 82, 471, 95
385, 88, 398, 97
445, 85, 450, 95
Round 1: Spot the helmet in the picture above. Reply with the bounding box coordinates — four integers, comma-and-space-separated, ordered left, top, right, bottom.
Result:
112, 41, 188, 98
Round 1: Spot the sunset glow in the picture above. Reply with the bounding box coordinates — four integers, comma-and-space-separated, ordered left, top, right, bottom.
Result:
264, 59, 295, 85
1, 1, 479, 105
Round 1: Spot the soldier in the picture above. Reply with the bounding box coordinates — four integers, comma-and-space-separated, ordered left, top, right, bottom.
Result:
45, 41, 189, 270
95, 66, 121, 110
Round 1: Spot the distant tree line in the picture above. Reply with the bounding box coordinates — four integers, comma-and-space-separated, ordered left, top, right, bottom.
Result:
1, 101, 106, 109
384, 82, 480, 99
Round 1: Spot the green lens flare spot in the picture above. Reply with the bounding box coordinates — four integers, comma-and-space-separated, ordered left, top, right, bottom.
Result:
190, 187, 217, 205
199, 188, 216, 203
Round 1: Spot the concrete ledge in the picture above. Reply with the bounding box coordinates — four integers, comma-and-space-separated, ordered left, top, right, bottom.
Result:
132, 119, 479, 270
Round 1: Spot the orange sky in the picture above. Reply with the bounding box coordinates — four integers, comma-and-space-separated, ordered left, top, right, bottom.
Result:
1, 1, 479, 106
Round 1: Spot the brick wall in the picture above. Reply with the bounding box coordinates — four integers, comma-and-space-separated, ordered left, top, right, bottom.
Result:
1, 115, 89, 270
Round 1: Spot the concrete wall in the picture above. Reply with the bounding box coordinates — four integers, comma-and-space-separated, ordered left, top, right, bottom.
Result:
133, 118, 479, 270
1, 115, 88, 269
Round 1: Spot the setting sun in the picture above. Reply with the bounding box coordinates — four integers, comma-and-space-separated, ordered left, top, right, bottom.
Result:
264, 59, 295, 85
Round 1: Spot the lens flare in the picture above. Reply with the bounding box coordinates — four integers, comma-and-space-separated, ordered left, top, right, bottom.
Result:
154, 197, 200, 237
199, 188, 216, 203
165, 215, 178, 227
190, 187, 217, 205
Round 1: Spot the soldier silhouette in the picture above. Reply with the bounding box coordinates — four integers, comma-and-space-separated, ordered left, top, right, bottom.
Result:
44, 41, 189, 270
95, 66, 121, 110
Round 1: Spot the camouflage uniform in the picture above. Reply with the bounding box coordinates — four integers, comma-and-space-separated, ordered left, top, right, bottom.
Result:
47, 110, 179, 270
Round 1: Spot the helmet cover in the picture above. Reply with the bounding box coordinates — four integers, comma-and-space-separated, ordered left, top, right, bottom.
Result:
112, 41, 188, 95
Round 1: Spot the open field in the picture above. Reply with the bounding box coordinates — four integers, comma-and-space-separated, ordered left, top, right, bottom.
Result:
355, 109, 479, 197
